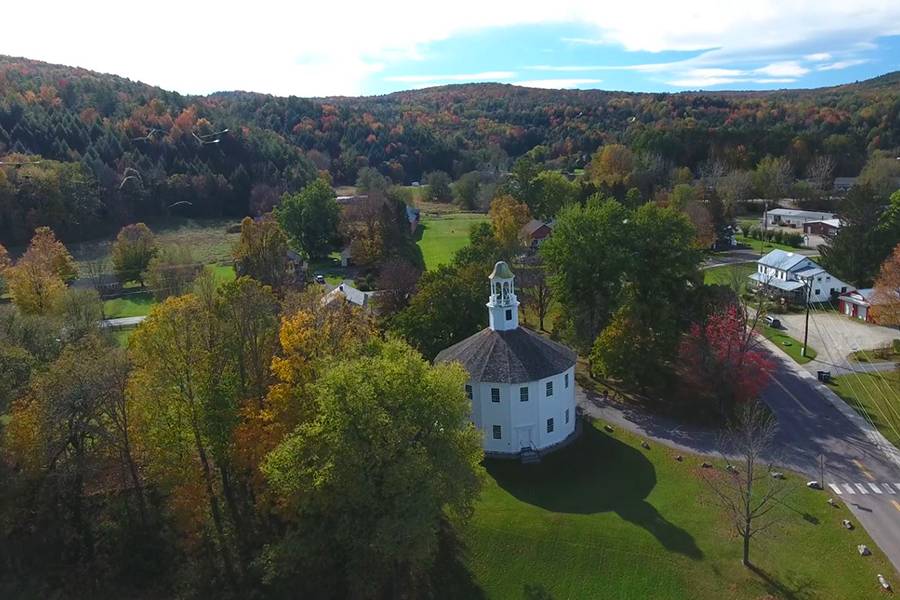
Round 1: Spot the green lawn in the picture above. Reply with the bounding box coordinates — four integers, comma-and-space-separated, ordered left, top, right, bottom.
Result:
455, 420, 892, 599
735, 235, 802, 254
831, 370, 900, 448
703, 263, 756, 289
208, 263, 236, 284
103, 292, 155, 319
101, 264, 235, 319
416, 213, 488, 270
758, 324, 817, 364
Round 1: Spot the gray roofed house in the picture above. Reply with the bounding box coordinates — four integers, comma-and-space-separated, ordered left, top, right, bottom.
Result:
750, 250, 851, 304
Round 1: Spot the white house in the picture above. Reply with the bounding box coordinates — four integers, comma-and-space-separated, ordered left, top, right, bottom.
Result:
749, 249, 851, 304
764, 208, 836, 228
435, 261, 577, 457
322, 280, 378, 310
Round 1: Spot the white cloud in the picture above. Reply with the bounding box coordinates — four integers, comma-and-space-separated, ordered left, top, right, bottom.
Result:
754, 61, 810, 77
1, 0, 897, 95
817, 59, 869, 71
804, 52, 832, 61
514, 78, 602, 89
385, 71, 515, 83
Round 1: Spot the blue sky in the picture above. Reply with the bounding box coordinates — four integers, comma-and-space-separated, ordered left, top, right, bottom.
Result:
4, 1, 900, 96
371, 26, 900, 94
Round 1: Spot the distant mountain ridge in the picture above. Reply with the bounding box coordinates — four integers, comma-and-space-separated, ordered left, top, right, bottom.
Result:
1, 54, 898, 244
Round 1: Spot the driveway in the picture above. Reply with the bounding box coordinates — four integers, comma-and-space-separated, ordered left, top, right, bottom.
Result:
776, 311, 899, 371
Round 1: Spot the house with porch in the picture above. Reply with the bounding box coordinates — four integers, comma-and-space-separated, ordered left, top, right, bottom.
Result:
749, 249, 850, 304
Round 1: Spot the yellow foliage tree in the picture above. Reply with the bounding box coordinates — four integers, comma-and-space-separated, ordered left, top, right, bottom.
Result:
586, 144, 635, 188
489, 194, 531, 259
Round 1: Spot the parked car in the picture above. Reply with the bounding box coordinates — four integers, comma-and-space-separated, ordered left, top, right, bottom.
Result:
764, 315, 781, 328
314, 274, 326, 284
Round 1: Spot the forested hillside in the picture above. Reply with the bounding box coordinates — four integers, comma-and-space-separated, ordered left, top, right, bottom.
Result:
1, 55, 899, 245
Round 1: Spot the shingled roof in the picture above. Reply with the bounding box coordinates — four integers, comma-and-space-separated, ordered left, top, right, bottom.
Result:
434, 327, 576, 384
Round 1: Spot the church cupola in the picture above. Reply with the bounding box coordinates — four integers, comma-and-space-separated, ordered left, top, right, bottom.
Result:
487, 261, 519, 331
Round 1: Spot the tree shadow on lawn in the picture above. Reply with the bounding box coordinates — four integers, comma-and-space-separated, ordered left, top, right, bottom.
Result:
486, 426, 703, 560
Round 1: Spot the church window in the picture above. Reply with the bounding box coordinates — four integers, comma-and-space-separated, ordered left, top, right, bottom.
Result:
564, 373, 569, 388
505, 309, 512, 321
491, 388, 500, 403
520, 387, 529, 402
565, 409, 570, 424
547, 418, 554, 433
493, 425, 502, 439
465, 385, 472, 400
546, 381, 553, 397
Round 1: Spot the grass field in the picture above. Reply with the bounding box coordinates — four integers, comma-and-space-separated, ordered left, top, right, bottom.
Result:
68, 218, 241, 275
758, 324, 818, 364
101, 265, 235, 319
416, 213, 488, 270
103, 292, 155, 319
735, 235, 802, 254
703, 263, 756, 288
456, 420, 892, 599
831, 370, 900, 448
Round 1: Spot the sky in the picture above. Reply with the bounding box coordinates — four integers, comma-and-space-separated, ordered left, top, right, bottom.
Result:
4, 1, 900, 97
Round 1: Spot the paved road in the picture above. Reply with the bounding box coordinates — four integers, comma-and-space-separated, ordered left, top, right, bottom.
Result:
100, 315, 146, 328
760, 343, 900, 575
578, 341, 900, 574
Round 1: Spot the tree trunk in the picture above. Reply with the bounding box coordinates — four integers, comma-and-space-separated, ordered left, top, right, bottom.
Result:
192, 425, 240, 591
742, 530, 751, 567
220, 464, 253, 574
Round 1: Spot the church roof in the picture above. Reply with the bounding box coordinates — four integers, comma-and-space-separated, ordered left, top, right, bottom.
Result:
434, 326, 576, 384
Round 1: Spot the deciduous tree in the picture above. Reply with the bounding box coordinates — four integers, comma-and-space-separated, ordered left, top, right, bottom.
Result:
872, 244, 900, 327
677, 305, 773, 418
261, 339, 483, 597
488, 195, 531, 259
424, 170, 452, 203
111, 223, 158, 286
701, 401, 788, 567
232, 216, 290, 289
144, 245, 201, 301
276, 178, 341, 259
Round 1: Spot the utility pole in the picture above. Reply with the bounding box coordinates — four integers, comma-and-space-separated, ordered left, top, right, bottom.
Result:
801, 279, 811, 357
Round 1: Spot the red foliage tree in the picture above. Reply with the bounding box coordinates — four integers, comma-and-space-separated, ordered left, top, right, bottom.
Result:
678, 304, 774, 418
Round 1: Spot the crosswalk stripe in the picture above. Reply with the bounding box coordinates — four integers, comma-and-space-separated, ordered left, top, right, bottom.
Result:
844, 484, 857, 495
855, 483, 870, 494
885, 483, 896, 494
869, 483, 883, 494
829, 483, 843, 495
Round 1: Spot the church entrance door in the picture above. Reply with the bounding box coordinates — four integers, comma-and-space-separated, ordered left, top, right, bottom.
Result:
516, 426, 533, 451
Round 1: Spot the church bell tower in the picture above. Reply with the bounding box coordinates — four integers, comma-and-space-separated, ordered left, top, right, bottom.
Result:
487, 261, 519, 332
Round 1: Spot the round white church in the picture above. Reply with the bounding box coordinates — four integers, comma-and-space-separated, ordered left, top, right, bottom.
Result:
435, 261, 577, 456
